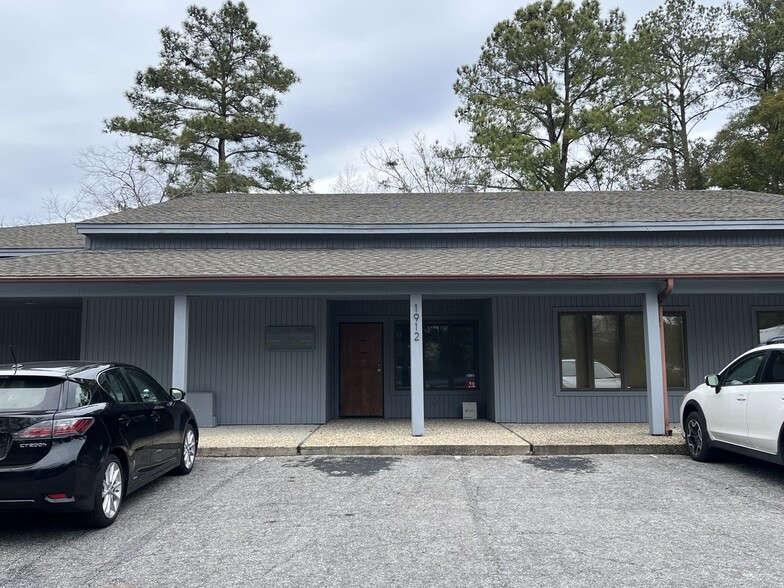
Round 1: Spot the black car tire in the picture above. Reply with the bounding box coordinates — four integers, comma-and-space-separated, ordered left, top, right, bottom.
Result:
172, 424, 197, 476
685, 411, 713, 462
82, 455, 124, 529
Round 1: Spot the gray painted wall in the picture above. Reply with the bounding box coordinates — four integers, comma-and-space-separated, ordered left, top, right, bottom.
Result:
481, 299, 495, 421
0, 305, 81, 364
187, 297, 327, 425
82, 295, 327, 425
328, 299, 490, 419
492, 292, 784, 424
81, 297, 173, 388
89, 230, 784, 251
80, 291, 784, 426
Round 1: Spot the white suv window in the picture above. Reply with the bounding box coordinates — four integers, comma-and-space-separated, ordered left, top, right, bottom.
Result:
723, 353, 765, 386
761, 350, 784, 384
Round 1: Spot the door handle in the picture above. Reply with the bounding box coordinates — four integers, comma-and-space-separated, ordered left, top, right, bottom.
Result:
118, 414, 131, 427
151, 411, 160, 422
736, 397, 747, 402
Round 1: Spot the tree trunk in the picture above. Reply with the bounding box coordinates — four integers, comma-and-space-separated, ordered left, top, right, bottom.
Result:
677, 62, 694, 190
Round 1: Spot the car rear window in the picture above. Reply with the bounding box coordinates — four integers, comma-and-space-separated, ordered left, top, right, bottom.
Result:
0, 377, 63, 411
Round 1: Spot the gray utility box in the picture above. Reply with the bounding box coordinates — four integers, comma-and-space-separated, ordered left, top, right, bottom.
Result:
462, 402, 478, 420
188, 391, 217, 427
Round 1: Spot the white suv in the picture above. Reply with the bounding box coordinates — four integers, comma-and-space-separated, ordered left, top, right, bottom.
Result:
680, 342, 784, 464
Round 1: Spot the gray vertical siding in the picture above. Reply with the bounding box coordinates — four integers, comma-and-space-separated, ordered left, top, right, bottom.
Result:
493, 292, 784, 424
481, 299, 496, 421
188, 297, 327, 425
90, 230, 784, 250
665, 293, 784, 421
79, 290, 784, 426
81, 297, 174, 388
494, 294, 657, 424
328, 299, 489, 419
493, 294, 651, 424
0, 306, 81, 364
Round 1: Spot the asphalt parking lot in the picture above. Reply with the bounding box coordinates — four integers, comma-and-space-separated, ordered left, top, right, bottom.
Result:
2, 453, 783, 588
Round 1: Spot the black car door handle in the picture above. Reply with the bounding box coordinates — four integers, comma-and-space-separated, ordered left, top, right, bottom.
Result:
118, 415, 131, 427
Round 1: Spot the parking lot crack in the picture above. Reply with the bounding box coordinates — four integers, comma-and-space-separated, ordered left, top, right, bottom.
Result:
498, 423, 533, 453
132, 459, 262, 541
295, 425, 321, 454
454, 460, 505, 588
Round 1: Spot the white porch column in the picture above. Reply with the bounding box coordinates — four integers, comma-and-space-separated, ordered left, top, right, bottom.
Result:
410, 294, 425, 436
643, 291, 666, 435
172, 295, 190, 392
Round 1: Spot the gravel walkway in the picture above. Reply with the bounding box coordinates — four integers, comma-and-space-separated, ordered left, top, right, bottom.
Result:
196, 419, 686, 456
198, 424, 318, 456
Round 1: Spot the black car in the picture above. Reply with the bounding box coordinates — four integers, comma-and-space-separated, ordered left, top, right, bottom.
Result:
0, 361, 198, 528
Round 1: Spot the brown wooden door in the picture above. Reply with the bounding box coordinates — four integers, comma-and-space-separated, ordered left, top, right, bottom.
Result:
340, 323, 383, 417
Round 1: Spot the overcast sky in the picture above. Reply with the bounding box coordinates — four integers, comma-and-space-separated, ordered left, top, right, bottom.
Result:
0, 0, 725, 222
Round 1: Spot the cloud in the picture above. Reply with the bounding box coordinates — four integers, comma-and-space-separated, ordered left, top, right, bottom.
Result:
0, 0, 729, 220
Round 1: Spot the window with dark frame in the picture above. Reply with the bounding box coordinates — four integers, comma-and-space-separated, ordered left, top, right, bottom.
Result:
394, 321, 479, 391
757, 310, 784, 344
761, 350, 784, 383
124, 367, 169, 404
559, 311, 688, 391
98, 369, 133, 403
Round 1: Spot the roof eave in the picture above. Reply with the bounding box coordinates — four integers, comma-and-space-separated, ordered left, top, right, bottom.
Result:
2, 272, 784, 284
74, 220, 784, 236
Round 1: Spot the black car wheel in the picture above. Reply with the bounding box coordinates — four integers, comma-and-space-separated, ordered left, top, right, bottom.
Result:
172, 424, 197, 476
685, 411, 713, 462
83, 454, 124, 528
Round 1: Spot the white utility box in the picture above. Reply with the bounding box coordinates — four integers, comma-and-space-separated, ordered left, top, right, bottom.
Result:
188, 391, 217, 427
462, 402, 478, 420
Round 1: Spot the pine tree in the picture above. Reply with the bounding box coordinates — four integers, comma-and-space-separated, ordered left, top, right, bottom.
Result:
107, 1, 310, 196
453, 0, 633, 191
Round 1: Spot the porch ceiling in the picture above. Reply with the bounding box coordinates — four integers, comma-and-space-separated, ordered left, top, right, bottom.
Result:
0, 245, 782, 282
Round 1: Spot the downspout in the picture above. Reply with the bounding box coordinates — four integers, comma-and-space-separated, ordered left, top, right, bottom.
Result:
658, 278, 675, 436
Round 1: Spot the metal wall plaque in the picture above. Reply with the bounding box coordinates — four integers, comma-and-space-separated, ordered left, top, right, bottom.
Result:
265, 326, 315, 351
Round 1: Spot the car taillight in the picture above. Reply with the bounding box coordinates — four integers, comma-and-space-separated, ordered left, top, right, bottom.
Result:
14, 417, 94, 440
14, 422, 54, 439
52, 418, 94, 438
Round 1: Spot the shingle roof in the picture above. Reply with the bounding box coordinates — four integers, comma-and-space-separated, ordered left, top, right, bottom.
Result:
78, 190, 783, 226
0, 246, 781, 281
0, 223, 84, 250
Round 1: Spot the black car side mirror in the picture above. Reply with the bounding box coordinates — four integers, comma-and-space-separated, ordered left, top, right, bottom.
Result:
170, 388, 186, 401
705, 374, 720, 392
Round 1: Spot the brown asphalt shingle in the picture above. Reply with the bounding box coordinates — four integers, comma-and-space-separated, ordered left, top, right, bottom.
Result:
0, 245, 781, 281
78, 190, 784, 226
0, 223, 84, 250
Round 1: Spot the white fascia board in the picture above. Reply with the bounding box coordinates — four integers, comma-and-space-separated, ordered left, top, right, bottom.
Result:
75, 220, 784, 236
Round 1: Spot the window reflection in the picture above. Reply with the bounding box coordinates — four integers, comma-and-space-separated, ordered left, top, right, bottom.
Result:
559, 311, 687, 390
758, 311, 784, 344
395, 321, 478, 390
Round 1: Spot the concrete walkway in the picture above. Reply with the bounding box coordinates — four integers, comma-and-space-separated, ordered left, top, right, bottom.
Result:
198, 419, 686, 457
